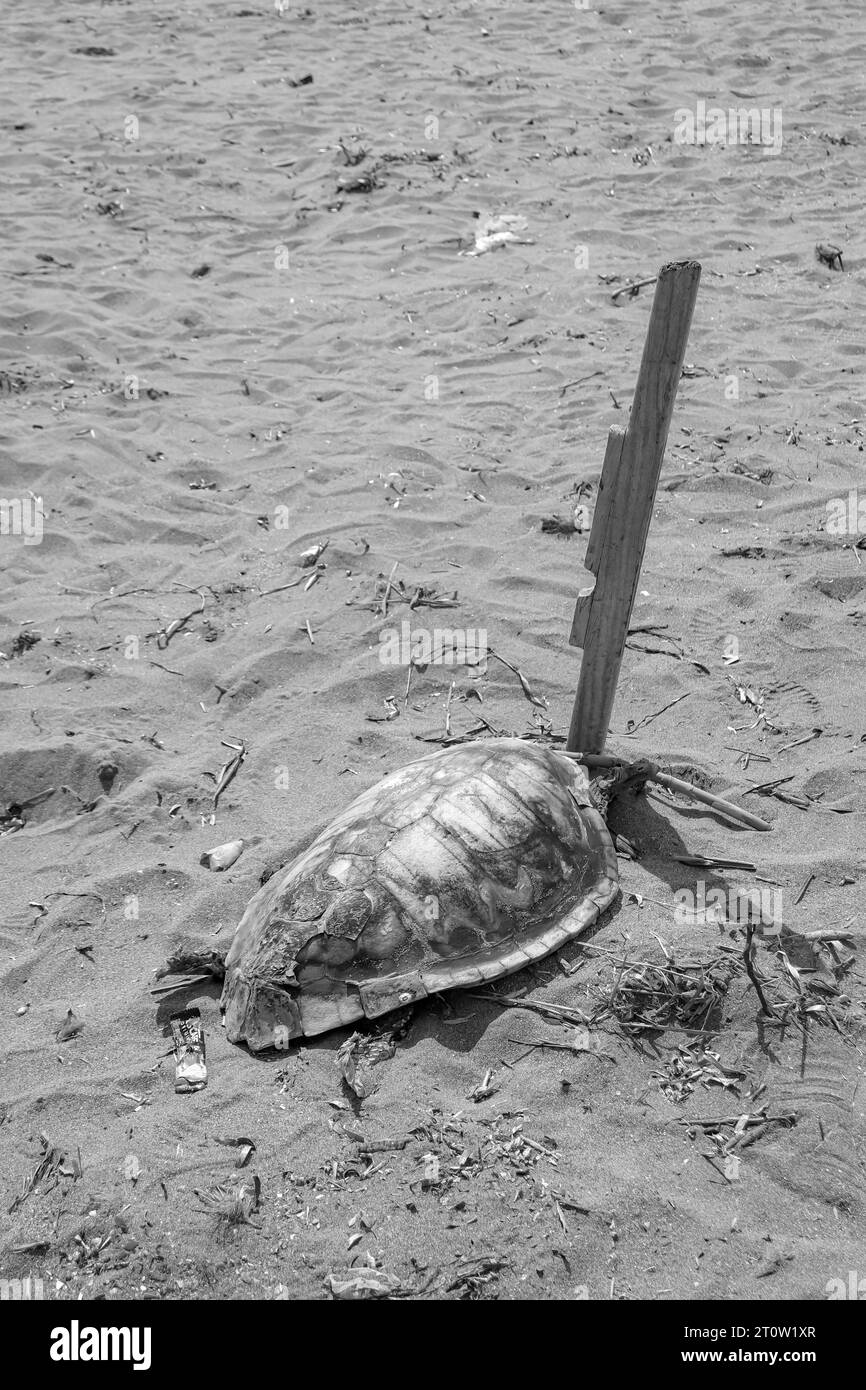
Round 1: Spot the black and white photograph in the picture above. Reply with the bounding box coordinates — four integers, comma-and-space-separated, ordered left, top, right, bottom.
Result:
0, 0, 863, 1344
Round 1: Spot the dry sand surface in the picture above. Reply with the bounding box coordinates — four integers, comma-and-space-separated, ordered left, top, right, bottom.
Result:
1, 0, 864, 1302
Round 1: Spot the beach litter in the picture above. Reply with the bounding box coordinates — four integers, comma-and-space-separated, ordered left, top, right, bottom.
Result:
326, 1267, 404, 1300
213, 1135, 256, 1168
171, 1008, 207, 1093
468, 1069, 500, 1103
200, 839, 245, 872
465, 212, 533, 256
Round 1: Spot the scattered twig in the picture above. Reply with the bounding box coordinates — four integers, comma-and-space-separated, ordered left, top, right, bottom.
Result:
259, 576, 306, 597
487, 650, 547, 709
744, 774, 794, 796
677, 855, 756, 871
794, 872, 815, 905
148, 659, 185, 676
444, 680, 455, 739
381, 561, 400, 619
625, 691, 691, 733
557, 370, 604, 397
611, 275, 658, 302
152, 590, 206, 648
776, 730, 821, 753
468, 992, 591, 1025
211, 740, 246, 815
9, 1136, 80, 1214
743, 923, 775, 1018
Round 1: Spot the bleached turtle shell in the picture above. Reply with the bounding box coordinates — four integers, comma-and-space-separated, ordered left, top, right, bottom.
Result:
221, 739, 618, 1049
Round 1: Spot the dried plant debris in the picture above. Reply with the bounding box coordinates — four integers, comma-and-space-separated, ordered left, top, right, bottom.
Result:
743, 917, 857, 1026
151, 590, 205, 648
651, 1045, 746, 1104
9, 1134, 81, 1214
209, 739, 246, 818
444, 1253, 509, 1296
195, 1176, 261, 1236
470, 990, 591, 1027
371, 573, 459, 614
56, 1008, 84, 1042
8, 630, 41, 657
487, 650, 547, 709
727, 675, 821, 741
815, 241, 844, 270
408, 1113, 562, 1196
337, 140, 368, 166
679, 1107, 797, 1151
592, 921, 857, 1043
152, 943, 227, 995
337, 166, 383, 194
336, 1023, 404, 1098
63, 1202, 137, 1271
540, 513, 586, 536
596, 952, 739, 1035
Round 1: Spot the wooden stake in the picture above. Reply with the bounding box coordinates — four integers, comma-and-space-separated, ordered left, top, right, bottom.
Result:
567, 260, 701, 753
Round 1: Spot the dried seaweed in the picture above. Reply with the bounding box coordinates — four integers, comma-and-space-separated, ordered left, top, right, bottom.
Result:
594, 951, 739, 1036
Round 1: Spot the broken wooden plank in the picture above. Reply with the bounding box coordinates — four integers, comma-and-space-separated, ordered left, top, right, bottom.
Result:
567, 260, 701, 753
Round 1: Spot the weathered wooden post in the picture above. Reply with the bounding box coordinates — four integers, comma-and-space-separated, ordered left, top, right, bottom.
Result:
567, 260, 701, 753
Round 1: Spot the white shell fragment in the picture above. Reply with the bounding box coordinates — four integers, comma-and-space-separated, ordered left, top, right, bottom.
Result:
298, 541, 328, 567
200, 839, 245, 872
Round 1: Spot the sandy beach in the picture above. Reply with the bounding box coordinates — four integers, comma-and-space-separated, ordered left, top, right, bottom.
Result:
1, 0, 864, 1302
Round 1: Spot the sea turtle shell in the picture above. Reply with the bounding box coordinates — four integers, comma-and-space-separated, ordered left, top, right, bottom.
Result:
221, 738, 619, 1049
